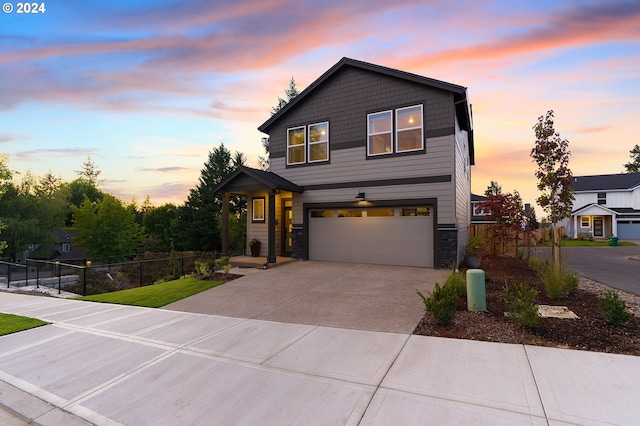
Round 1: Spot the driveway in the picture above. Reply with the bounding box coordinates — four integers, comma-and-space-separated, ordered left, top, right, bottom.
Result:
164, 260, 448, 333
534, 245, 640, 296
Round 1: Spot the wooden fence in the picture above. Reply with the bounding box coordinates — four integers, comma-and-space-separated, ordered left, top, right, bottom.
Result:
469, 224, 564, 257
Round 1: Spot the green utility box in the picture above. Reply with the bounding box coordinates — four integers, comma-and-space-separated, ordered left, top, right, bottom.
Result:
609, 236, 618, 246
466, 269, 486, 312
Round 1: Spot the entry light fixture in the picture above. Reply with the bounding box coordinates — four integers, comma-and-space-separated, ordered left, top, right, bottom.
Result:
355, 191, 366, 202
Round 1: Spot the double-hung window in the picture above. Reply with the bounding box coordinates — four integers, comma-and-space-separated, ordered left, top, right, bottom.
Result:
367, 110, 392, 156
597, 192, 606, 205
308, 122, 328, 163
287, 126, 306, 165
287, 121, 329, 165
368, 104, 423, 156
396, 105, 423, 152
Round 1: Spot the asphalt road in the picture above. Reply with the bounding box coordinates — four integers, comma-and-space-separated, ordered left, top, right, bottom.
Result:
550, 246, 640, 296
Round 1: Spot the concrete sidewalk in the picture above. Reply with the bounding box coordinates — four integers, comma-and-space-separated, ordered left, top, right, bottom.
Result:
1, 292, 639, 425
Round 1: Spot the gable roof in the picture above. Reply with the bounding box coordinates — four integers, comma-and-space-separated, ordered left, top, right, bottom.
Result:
572, 172, 640, 192
212, 166, 304, 194
257, 58, 474, 158
572, 203, 619, 215
471, 193, 487, 202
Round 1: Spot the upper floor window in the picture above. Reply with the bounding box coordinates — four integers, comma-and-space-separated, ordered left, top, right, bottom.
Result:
473, 203, 491, 216
287, 126, 306, 165
287, 122, 329, 165
367, 110, 392, 155
597, 192, 606, 205
308, 122, 328, 163
368, 104, 423, 157
62, 243, 71, 253
396, 105, 423, 152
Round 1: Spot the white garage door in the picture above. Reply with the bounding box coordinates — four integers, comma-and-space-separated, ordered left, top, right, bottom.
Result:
309, 206, 434, 267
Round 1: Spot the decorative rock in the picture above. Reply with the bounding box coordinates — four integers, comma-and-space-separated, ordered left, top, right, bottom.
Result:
538, 305, 579, 319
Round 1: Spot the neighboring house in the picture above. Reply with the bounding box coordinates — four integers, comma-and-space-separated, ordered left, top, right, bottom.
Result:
214, 57, 474, 268
471, 194, 494, 224
565, 172, 640, 239
15, 229, 86, 263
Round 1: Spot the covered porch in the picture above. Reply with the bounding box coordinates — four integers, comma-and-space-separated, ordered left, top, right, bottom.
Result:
571, 203, 618, 239
213, 166, 304, 264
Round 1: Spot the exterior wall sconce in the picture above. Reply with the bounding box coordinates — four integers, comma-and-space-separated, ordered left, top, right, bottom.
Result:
355, 191, 366, 202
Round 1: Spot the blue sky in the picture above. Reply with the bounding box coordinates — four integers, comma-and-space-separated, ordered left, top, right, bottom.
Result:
1, 0, 639, 210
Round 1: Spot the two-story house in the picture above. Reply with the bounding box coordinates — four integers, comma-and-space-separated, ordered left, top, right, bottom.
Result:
214, 57, 474, 268
566, 172, 640, 239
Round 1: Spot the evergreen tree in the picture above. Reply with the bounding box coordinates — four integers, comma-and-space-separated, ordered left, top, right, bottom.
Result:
75, 155, 103, 185
624, 144, 640, 173
484, 180, 502, 196
260, 78, 299, 170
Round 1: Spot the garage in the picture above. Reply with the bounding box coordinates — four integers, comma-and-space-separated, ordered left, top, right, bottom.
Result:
308, 206, 434, 267
618, 221, 640, 239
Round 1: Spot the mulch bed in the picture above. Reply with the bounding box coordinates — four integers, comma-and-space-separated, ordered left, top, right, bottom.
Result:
413, 256, 640, 356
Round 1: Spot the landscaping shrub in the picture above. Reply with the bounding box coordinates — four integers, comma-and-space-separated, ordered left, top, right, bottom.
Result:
598, 290, 632, 326
215, 256, 232, 275
445, 271, 466, 297
535, 260, 579, 299
194, 259, 212, 276
417, 283, 458, 325
503, 282, 540, 329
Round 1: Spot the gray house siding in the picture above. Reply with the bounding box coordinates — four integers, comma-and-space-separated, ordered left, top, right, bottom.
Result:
258, 59, 472, 268
269, 66, 456, 160
454, 118, 471, 266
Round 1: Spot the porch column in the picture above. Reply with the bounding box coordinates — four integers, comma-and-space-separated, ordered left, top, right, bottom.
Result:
268, 190, 277, 263
573, 215, 578, 239
221, 191, 230, 257
612, 215, 618, 237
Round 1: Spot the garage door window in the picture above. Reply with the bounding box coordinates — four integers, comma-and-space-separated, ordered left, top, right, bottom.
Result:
367, 208, 394, 217
337, 210, 362, 218
311, 210, 333, 218
401, 207, 431, 216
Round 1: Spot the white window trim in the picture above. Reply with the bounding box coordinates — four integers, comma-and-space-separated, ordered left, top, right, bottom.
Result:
252, 197, 265, 223
287, 126, 306, 165
367, 110, 393, 156
395, 104, 424, 153
580, 216, 591, 228
62, 243, 71, 253
307, 121, 329, 163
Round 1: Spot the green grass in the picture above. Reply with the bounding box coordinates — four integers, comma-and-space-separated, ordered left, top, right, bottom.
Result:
547, 240, 637, 247
0, 313, 48, 336
76, 276, 225, 308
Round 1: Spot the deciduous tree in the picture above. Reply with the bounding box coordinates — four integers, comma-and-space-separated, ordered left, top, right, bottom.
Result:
531, 110, 574, 264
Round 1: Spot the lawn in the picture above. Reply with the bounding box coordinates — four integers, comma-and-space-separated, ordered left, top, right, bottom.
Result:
76, 276, 225, 308
553, 240, 637, 247
0, 313, 48, 336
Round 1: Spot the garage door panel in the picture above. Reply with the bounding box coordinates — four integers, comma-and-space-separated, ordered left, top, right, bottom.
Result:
618, 222, 640, 239
309, 208, 433, 267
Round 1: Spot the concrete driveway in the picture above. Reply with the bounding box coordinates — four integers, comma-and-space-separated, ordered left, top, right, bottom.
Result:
164, 260, 449, 333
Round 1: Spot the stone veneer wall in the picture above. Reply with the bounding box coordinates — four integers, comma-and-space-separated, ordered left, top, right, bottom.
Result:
291, 227, 304, 260
436, 228, 458, 268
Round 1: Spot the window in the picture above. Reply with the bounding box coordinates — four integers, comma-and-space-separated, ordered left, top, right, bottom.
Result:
287, 127, 306, 165
473, 203, 491, 216
580, 217, 590, 227
308, 122, 329, 162
310, 210, 333, 218
252, 197, 265, 223
597, 192, 606, 205
62, 243, 71, 253
368, 104, 424, 157
368, 110, 392, 155
27, 243, 37, 252
367, 208, 394, 217
337, 210, 362, 218
401, 207, 431, 216
396, 105, 423, 152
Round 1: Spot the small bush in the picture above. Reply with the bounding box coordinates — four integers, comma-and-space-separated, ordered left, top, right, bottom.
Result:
503, 282, 540, 329
194, 259, 211, 276
417, 283, 458, 325
445, 271, 466, 297
535, 261, 579, 299
599, 290, 632, 326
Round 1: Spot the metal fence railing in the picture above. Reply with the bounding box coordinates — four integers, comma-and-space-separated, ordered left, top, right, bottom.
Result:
0, 251, 222, 296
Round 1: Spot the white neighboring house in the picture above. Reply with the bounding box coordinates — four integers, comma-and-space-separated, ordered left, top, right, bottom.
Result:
566, 172, 640, 239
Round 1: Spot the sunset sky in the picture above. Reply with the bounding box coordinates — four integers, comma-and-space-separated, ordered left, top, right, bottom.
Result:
1, 0, 639, 215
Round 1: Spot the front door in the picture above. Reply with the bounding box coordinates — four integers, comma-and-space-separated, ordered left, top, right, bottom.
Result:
282, 200, 292, 256
593, 217, 604, 237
